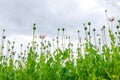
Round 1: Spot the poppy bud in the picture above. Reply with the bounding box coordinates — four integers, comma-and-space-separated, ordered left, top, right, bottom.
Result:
2, 36, 6, 39
115, 32, 117, 34
84, 27, 87, 30
116, 25, 119, 29
3, 29, 5, 32
57, 28, 60, 31
88, 22, 91, 25
33, 23, 36, 30
62, 28, 65, 31
118, 20, 120, 22
103, 26, 105, 29
88, 32, 90, 35
105, 10, 107, 12
93, 28, 96, 31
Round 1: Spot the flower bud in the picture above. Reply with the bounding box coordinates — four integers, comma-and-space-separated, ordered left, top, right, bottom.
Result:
105, 10, 107, 12
93, 28, 96, 32
84, 27, 87, 30
116, 25, 119, 29
62, 28, 65, 31
33, 23, 36, 30
88, 22, 91, 25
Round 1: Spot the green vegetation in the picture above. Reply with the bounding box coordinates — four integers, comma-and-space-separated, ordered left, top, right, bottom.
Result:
0, 10, 120, 80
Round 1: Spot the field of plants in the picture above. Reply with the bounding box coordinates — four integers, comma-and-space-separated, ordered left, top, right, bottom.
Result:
0, 10, 120, 80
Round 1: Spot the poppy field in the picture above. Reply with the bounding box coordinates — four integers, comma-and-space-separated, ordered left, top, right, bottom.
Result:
0, 10, 120, 80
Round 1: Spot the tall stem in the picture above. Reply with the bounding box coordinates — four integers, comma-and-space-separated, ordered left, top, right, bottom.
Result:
32, 23, 36, 52
105, 10, 110, 29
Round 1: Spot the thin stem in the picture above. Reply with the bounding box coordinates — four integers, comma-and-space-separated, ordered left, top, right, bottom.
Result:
105, 10, 110, 29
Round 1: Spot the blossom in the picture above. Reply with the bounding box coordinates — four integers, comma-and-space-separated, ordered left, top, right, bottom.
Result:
11, 51, 16, 55
39, 35, 46, 39
109, 17, 115, 22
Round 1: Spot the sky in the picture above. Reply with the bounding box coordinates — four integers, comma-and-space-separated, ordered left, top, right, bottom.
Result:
0, 0, 120, 51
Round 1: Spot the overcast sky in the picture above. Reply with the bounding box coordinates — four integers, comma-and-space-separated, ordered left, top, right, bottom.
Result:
0, 0, 120, 46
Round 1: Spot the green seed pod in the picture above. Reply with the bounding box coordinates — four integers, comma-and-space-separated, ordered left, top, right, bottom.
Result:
13, 41, 15, 44
118, 31, 120, 34
62, 28, 65, 31
57, 28, 60, 31
8, 49, 10, 51
2, 46, 4, 49
12, 46, 14, 49
116, 25, 119, 29
88, 32, 90, 35
115, 32, 117, 34
68, 36, 70, 39
88, 22, 91, 25
3, 29, 5, 32
53, 39, 55, 41
84, 27, 87, 30
18, 56, 21, 58
21, 44, 23, 46
33, 23, 36, 30
105, 10, 107, 12
118, 20, 120, 22
93, 28, 96, 31
83, 23, 85, 26
2, 36, 6, 39
103, 25, 105, 29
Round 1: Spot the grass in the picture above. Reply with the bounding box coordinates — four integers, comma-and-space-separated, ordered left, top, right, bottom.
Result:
0, 10, 120, 80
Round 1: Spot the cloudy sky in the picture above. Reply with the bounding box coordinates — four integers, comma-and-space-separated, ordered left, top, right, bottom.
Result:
0, 0, 120, 46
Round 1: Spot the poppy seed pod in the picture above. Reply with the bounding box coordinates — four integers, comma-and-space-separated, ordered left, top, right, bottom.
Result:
53, 39, 55, 41
62, 28, 65, 31
13, 41, 15, 44
118, 31, 120, 35
88, 22, 91, 25
8, 49, 10, 51
115, 32, 117, 34
118, 20, 120, 22
12, 46, 14, 49
84, 27, 87, 30
83, 23, 85, 26
33, 23, 36, 30
103, 26, 105, 29
21, 44, 23, 46
2, 46, 4, 49
88, 32, 90, 35
116, 25, 119, 29
105, 10, 107, 12
93, 28, 96, 31
77, 30, 80, 33
3, 29, 5, 32
68, 36, 70, 39
57, 28, 60, 31
2, 36, 6, 39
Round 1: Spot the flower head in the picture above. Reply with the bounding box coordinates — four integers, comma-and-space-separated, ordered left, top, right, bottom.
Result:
109, 17, 115, 22
11, 51, 16, 55
39, 35, 46, 39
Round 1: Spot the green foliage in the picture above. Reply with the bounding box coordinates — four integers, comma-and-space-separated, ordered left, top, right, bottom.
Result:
0, 22, 120, 80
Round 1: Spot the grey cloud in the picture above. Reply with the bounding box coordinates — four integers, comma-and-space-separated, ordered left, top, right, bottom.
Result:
0, 0, 119, 39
